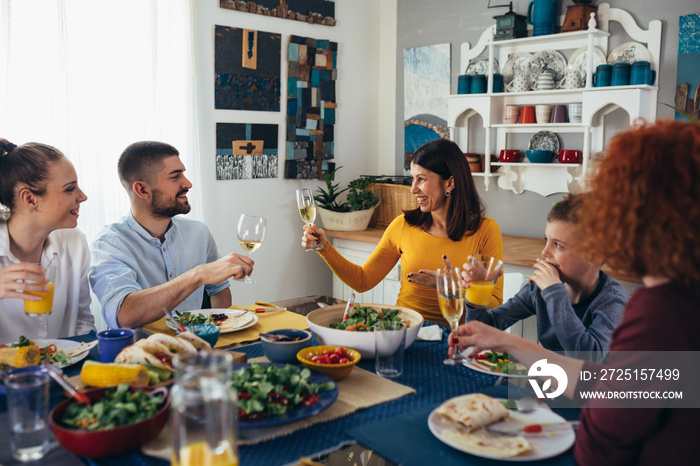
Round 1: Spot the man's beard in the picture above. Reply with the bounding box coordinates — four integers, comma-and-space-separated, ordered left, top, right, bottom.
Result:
151, 188, 191, 218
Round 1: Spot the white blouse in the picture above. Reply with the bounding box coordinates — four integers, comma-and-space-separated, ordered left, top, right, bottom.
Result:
0, 221, 96, 342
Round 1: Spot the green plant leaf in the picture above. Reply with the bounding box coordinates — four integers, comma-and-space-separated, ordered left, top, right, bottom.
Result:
662, 103, 699, 123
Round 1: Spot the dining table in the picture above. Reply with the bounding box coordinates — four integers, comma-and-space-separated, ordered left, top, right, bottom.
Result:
0, 295, 580, 466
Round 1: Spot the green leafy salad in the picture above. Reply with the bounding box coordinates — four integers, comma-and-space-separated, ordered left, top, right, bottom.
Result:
60, 383, 165, 430
329, 306, 408, 331
231, 362, 335, 421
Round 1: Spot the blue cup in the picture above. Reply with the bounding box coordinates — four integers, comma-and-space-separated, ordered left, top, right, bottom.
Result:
97, 328, 134, 362
470, 74, 487, 94
593, 64, 612, 87
527, 0, 558, 36
611, 62, 631, 86
458, 75, 471, 94
630, 61, 656, 85
492, 73, 504, 93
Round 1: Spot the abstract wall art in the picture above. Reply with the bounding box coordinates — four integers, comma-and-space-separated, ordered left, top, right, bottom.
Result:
403, 43, 451, 171
216, 123, 279, 180
675, 14, 700, 120
215, 26, 281, 112
220, 0, 336, 26
284, 35, 338, 179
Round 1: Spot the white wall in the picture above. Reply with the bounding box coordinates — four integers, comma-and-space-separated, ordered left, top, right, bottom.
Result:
193, 1, 389, 304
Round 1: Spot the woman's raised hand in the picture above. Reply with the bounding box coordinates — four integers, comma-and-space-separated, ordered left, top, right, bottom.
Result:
0, 263, 48, 301
407, 254, 453, 288
301, 224, 327, 251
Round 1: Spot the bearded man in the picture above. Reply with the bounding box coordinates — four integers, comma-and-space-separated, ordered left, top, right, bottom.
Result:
89, 141, 253, 329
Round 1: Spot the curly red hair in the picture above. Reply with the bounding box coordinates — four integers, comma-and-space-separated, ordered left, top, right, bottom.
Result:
579, 120, 700, 295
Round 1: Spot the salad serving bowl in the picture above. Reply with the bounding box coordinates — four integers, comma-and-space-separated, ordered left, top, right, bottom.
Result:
49, 385, 170, 458
306, 303, 423, 358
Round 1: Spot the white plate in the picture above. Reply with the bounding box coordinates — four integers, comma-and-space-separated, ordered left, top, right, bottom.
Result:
465, 50, 499, 75
463, 358, 532, 379
528, 131, 560, 153
1, 339, 90, 368
502, 52, 532, 85
167, 309, 259, 334
428, 397, 575, 461
607, 41, 651, 65
568, 45, 606, 80
526, 50, 567, 90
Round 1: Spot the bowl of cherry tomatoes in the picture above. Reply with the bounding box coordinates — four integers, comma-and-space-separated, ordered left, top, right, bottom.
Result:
296, 346, 361, 381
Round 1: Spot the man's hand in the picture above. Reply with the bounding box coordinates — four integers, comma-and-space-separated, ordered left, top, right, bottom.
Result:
195, 253, 254, 284
0, 263, 48, 301
529, 258, 562, 291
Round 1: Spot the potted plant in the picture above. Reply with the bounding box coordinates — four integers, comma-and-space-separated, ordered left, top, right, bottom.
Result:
314, 167, 379, 231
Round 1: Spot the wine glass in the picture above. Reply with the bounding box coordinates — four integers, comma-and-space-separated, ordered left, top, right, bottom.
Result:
237, 214, 266, 284
23, 257, 57, 340
296, 188, 322, 252
436, 267, 466, 365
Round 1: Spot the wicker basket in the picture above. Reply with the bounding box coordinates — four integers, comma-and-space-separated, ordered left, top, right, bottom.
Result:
367, 182, 418, 228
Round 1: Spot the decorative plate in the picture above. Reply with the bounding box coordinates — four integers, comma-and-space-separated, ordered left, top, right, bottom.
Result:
465, 50, 500, 75
526, 50, 567, 90
502, 52, 532, 85
607, 41, 651, 65
528, 131, 560, 153
568, 45, 606, 81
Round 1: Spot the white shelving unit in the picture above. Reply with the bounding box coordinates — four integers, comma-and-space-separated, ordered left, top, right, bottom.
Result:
449, 3, 661, 195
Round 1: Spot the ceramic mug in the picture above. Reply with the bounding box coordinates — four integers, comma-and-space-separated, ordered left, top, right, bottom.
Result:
492, 73, 504, 93
558, 150, 583, 164
559, 70, 582, 89
593, 64, 612, 87
611, 62, 631, 86
535, 104, 552, 124
567, 103, 583, 123
470, 74, 487, 94
458, 75, 471, 94
507, 72, 529, 93
519, 105, 536, 124
504, 105, 520, 124
550, 104, 568, 123
536, 71, 554, 91
630, 61, 656, 85
499, 149, 522, 163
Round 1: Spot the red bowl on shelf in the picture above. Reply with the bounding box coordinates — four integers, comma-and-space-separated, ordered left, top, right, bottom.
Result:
49, 385, 170, 458
558, 150, 582, 164
499, 149, 522, 163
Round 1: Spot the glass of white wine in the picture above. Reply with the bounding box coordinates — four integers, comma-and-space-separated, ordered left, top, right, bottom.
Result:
237, 214, 266, 284
296, 188, 322, 252
436, 267, 466, 366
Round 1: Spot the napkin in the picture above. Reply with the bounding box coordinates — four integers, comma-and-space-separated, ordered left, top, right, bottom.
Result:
417, 325, 442, 341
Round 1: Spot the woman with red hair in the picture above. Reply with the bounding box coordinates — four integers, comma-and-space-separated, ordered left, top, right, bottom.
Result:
452, 120, 700, 464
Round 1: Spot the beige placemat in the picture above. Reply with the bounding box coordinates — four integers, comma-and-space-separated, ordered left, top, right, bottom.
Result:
142, 310, 309, 348
141, 358, 416, 459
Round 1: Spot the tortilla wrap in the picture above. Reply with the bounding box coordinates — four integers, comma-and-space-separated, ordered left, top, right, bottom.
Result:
436, 393, 509, 432
114, 346, 172, 372
442, 426, 532, 457
176, 331, 211, 351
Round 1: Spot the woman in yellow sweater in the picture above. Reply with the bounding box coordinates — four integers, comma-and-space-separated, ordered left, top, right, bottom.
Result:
302, 139, 503, 327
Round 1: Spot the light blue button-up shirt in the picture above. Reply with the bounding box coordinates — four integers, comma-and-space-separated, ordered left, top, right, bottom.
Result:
89, 213, 229, 329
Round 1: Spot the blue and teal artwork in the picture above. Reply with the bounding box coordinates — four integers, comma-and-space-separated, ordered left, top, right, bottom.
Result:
676, 14, 700, 120
216, 123, 279, 180
284, 35, 338, 179
215, 26, 281, 112
403, 44, 450, 170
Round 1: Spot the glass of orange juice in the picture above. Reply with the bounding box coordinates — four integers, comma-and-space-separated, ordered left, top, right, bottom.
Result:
464, 254, 503, 308
23, 262, 57, 339
171, 352, 238, 466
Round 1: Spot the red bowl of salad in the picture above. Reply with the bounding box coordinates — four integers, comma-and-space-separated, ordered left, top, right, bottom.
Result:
49, 384, 170, 458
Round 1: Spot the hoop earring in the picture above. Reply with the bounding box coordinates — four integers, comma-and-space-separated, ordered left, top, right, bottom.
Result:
445, 191, 451, 197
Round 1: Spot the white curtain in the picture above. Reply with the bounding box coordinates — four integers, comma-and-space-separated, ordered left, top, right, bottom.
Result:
1, 0, 201, 329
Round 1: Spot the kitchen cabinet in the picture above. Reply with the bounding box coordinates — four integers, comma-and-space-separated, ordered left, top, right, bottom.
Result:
448, 3, 661, 195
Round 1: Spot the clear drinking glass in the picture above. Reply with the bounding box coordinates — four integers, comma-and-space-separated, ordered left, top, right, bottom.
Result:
23, 259, 57, 340
296, 188, 322, 252
236, 214, 266, 284
170, 351, 238, 466
436, 267, 466, 365
464, 254, 503, 308
5, 370, 50, 462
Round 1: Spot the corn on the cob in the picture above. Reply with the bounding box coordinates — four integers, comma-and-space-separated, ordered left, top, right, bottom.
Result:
80, 362, 149, 387
0, 345, 40, 367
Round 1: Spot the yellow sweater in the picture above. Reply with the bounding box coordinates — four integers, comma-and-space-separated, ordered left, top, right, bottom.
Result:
318, 215, 504, 327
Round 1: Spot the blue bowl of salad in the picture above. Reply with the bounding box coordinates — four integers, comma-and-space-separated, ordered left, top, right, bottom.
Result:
178, 324, 220, 348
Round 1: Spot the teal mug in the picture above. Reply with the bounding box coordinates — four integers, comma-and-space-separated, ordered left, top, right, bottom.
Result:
630, 61, 656, 85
